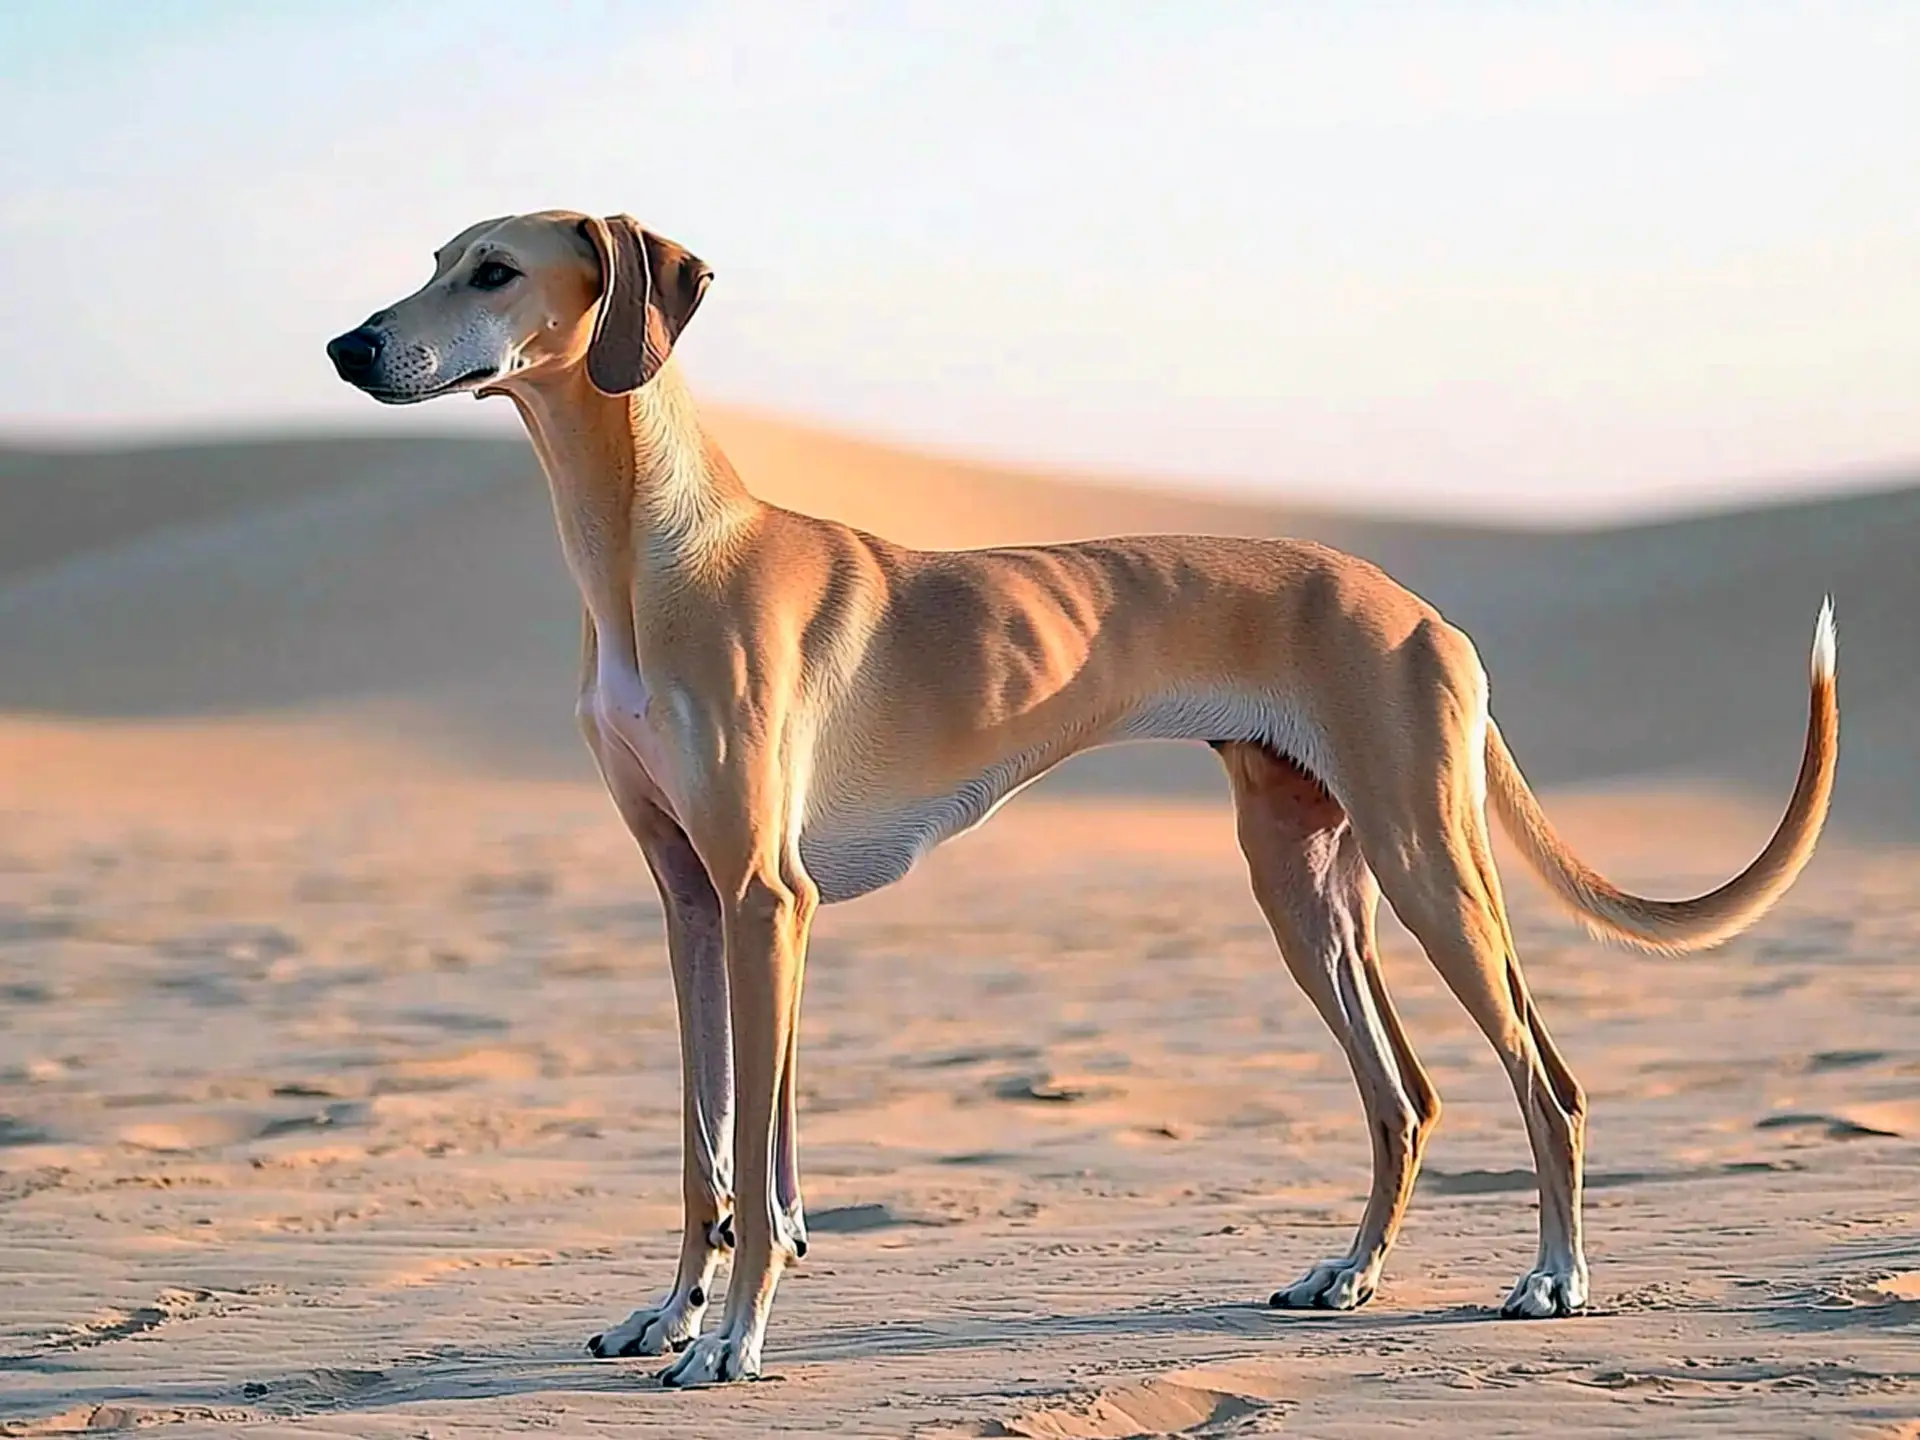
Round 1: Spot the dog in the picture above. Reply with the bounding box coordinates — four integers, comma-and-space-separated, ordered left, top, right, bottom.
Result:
328, 211, 1838, 1385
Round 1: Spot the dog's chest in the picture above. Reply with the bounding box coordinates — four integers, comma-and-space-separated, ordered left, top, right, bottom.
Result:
584, 648, 690, 822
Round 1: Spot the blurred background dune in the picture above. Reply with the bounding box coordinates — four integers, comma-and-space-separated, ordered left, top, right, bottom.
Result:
1, 418, 1910, 834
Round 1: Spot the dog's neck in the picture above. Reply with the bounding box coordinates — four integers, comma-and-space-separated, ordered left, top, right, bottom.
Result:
502, 360, 757, 639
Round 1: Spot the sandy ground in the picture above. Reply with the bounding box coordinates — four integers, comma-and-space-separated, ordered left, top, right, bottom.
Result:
1, 720, 1916, 1438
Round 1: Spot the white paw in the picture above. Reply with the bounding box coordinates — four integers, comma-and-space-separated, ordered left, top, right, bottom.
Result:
587, 1287, 709, 1358
658, 1328, 760, 1387
1269, 1255, 1380, 1311
778, 1201, 808, 1260
1501, 1259, 1589, 1318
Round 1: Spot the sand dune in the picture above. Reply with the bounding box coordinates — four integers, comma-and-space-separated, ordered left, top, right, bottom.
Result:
2, 412, 1913, 833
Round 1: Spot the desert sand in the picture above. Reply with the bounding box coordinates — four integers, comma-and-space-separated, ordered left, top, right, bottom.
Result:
1, 417, 1916, 1436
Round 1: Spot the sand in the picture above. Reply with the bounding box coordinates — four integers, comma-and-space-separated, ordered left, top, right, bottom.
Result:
2, 414, 1917, 1435
1, 722, 1916, 1437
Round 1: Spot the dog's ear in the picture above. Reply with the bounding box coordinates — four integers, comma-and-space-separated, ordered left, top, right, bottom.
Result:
580, 215, 714, 395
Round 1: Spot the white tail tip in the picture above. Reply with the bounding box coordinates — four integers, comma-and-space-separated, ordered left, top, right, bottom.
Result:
1812, 595, 1837, 682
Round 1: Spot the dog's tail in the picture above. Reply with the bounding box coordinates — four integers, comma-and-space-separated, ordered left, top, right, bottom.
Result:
1483, 599, 1838, 953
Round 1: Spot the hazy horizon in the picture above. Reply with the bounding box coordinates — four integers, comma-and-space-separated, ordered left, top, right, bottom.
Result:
4, 1, 1917, 520
7, 407, 1920, 531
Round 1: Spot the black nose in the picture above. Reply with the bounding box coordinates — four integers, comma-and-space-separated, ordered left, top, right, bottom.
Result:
327, 327, 382, 380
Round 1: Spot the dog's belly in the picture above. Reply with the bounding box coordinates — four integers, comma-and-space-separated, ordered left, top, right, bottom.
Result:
801, 688, 1322, 904
799, 755, 1044, 904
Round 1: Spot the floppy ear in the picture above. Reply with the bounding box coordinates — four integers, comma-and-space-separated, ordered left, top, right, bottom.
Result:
580, 214, 714, 395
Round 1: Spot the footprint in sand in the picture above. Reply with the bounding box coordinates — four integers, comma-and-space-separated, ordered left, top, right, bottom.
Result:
1754, 1111, 1901, 1141
51, 1288, 212, 1349
1874, 1273, 1920, 1303
993, 1072, 1120, 1104
116, 1101, 365, 1152
1826, 1271, 1920, 1308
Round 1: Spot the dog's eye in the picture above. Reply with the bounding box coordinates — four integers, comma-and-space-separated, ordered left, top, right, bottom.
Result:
471, 261, 520, 291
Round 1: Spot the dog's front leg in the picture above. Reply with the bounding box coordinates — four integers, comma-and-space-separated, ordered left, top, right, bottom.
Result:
586, 803, 735, 1358
576, 802, 733, 1367
661, 825, 816, 1386
773, 1015, 807, 1261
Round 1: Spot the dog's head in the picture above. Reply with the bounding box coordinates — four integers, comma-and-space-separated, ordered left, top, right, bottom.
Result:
326, 211, 712, 403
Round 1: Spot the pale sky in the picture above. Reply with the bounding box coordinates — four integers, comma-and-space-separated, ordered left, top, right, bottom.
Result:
3, 1, 1917, 519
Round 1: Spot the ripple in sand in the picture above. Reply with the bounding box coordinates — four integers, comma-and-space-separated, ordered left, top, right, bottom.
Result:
923, 1368, 1286, 1439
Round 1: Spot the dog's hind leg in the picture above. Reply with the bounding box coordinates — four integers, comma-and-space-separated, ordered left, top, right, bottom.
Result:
1219, 742, 1441, 1311
1368, 819, 1588, 1315
1339, 688, 1590, 1317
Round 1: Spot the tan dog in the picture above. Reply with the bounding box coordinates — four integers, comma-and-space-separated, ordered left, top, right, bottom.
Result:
328, 211, 1838, 1386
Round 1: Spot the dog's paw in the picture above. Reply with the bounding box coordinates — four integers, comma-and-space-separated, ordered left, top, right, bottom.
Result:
658, 1328, 760, 1387
777, 1200, 808, 1260
586, 1287, 709, 1359
1269, 1256, 1379, 1311
1500, 1259, 1589, 1318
